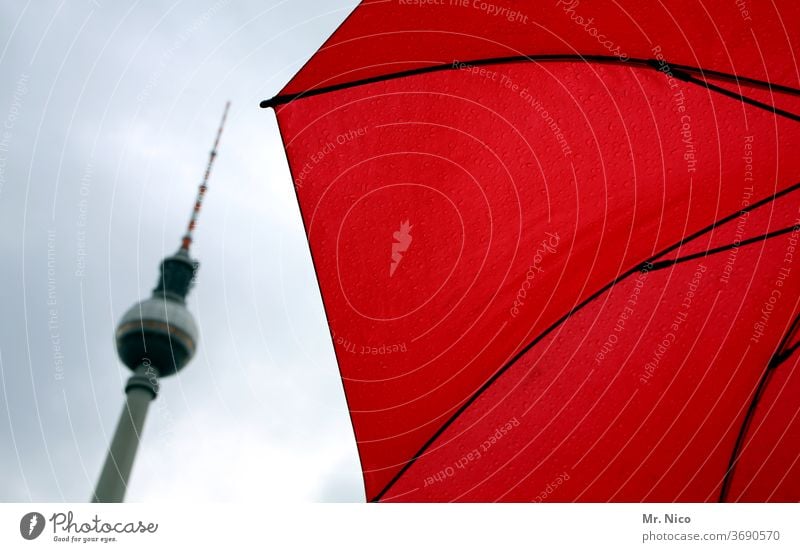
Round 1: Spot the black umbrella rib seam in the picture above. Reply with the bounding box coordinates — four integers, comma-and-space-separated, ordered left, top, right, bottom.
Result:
372, 181, 800, 502
719, 311, 800, 502
650, 224, 800, 270
670, 70, 800, 122
261, 54, 800, 110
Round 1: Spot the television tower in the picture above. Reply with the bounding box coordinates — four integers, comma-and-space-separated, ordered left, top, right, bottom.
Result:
92, 102, 230, 503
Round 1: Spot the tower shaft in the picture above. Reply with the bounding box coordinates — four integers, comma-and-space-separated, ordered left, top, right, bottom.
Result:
92, 365, 158, 503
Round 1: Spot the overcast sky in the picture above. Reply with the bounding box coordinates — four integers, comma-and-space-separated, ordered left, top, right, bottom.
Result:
0, 0, 365, 502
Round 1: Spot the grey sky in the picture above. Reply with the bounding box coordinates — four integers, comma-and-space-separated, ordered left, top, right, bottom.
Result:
0, 0, 364, 502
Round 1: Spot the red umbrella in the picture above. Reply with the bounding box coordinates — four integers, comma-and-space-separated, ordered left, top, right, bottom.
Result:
262, 0, 800, 502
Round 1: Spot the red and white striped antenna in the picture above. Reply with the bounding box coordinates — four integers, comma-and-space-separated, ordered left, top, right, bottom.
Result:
180, 101, 230, 252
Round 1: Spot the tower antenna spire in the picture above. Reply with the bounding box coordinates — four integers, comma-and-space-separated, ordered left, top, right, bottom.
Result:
181, 100, 231, 252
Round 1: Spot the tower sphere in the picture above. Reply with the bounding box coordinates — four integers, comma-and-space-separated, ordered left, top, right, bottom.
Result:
115, 250, 199, 377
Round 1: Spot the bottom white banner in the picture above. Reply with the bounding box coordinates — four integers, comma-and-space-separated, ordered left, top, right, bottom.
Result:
1, 503, 797, 551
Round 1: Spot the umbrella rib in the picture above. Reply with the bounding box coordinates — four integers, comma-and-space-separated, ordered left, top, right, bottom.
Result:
777, 338, 800, 365
718, 311, 800, 502
261, 54, 800, 109
669, 70, 800, 122
772, 314, 800, 375
649, 224, 800, 270
372, 180, 800, 502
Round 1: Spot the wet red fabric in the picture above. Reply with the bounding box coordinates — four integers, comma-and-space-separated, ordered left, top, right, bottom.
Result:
267, 1, 800, 501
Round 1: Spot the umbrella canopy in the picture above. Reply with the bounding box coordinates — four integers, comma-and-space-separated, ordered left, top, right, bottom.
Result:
263, 0, 800, 502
